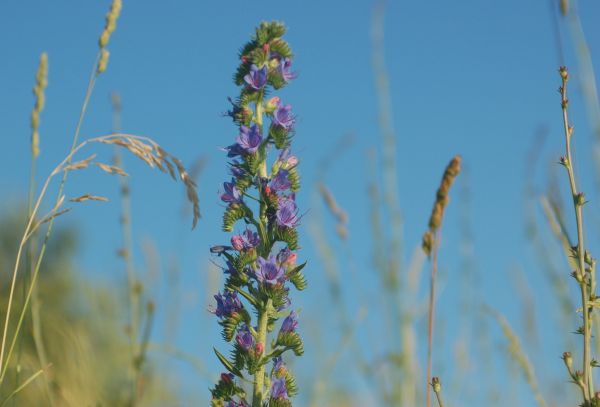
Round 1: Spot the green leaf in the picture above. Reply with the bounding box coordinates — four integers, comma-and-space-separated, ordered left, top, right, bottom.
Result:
275, 331, 304, 356
222, 204, 248, 232
288, 167, 300, 192
269, 125, 289, 149
214, 347, 244, 378
274, 226, 299, 250
230, 286, 259, 308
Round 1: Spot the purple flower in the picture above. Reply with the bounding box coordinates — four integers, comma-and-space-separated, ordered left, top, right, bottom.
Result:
277, 148, 298, 169
225, 400, 249, 407
236, 125, 263, 154
276, 198, 300, 228
272, 356, 286, 376
229, 160, 246, 178
236, 324, 255, 351
231, 229, 261, 251
280, 311, 298, 333
272, 104, 295, 130
221, 179, 242, 204
213, 291, 243, 318
256, 256, 286, 285
278, 58, 296, 82
270, 169, 291, 192
224, 142, 245, 158
224, 260, 237, 275
244, 64, 268, 90
270, 377, 288, 399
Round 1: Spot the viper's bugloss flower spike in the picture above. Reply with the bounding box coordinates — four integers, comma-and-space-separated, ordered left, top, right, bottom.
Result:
244, 64, 268, 90
210, 21, 305, 407
31, 52, 48, 158
236, 125, 263, 154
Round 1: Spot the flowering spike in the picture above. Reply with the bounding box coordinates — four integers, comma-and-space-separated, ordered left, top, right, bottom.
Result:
210, 22, 305, 407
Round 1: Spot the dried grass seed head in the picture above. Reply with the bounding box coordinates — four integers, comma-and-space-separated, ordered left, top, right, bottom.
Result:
422, 155, 461, 256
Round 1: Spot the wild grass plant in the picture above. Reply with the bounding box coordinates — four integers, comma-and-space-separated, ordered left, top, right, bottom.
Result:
0, 0, 199, 404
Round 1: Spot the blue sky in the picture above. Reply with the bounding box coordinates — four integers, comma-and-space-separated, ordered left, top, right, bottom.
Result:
2, 0, 600, 405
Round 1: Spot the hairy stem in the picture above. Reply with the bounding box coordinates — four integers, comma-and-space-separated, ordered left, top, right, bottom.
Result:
252, 298, 272, 407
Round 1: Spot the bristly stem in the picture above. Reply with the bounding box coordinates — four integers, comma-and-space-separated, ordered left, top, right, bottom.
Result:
559, 66, 594, 402
252, 298, 272, 407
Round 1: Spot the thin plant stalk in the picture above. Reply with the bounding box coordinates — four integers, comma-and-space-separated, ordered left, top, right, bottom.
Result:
0, 133, 193, 383
426, 233, 440, 407
422, 155, 461, 407
559, 66, 594, 401
110, 92, 143, 404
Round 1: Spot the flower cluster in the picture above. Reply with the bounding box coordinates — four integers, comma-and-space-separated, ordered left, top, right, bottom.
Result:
210, 22, 306, 407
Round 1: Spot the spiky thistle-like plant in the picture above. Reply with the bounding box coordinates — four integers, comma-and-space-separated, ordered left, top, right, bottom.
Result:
209, 22, 306, 407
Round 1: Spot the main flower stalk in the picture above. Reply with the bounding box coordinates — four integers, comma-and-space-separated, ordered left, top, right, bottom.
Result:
210, 22, 306, 407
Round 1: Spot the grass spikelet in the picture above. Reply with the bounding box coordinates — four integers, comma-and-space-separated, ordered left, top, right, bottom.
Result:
486, 306, 547, 407
317, 183, 349, 240
62, 154, 97, 172
96, 162, 129, 177
31, 52, 48, 159
70, 194, 109, 203
97, 0, 122, 74
99, 134, 200, 228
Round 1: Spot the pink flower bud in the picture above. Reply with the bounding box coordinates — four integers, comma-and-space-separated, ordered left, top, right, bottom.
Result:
231, 235, 245, 251
285, 252, 297, 266
255, 342, 264, 354
265, 96, 280, 113
286, 156, 298, 167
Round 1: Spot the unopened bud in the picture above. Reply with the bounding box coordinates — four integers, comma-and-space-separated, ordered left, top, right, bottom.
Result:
431, 377, 441, 393
255, 342, 264, 355
575, 192, 586, 207
559, 66, 569, 81
563, 351, 573, 369
265, 96, 280, 113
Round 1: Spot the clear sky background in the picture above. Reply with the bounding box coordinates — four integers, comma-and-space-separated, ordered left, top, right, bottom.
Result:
2, 0, 600, 405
